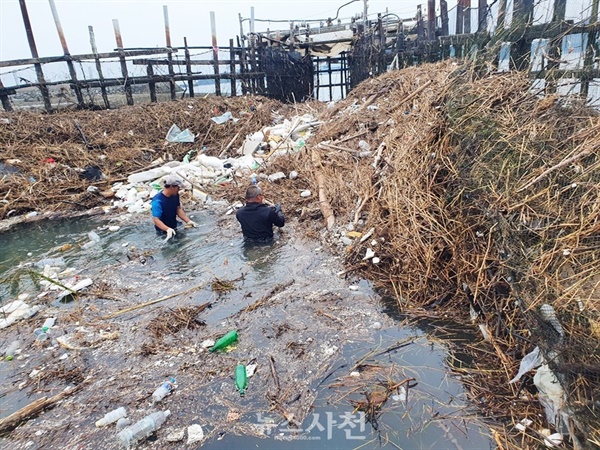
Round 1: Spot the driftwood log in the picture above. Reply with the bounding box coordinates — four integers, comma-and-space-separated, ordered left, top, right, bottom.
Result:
0, 384, 82, 433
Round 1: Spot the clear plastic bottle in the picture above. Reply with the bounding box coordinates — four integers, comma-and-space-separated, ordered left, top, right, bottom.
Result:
95, 406, 127, 427
34, 327, 49, 341
3, 340, 20, 361
42, 317, 55, 329
151, 378, 176, 403
117, 410, 170, 449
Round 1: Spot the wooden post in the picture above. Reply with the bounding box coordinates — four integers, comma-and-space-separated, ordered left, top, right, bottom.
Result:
163, 5, 176, 101
427, 0, 436, 41
88, 26, 110, 109
456, 0, 464, 34
553, 0, 567, 22
184, 37, 194, 98
314, 57, 320, 101
18, 0, 52, 111
147, 63, 157, 102
440, 0, 449, 36
328, 57, 333, 100
210, 11, 221, 96
48, 0, 84, 107
237, 35, 248, 95
497, 0, 506, 30
463, 0, 471, 34
581, 0, 599, 97
478, 0, 488, 33
229, 38, 237, 97
0, 79, 13, 111
112, 19, 133, 106
416, 5, 424, 40
510, 0, 534, 71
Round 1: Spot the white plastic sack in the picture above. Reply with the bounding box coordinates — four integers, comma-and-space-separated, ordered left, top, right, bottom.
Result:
534, 364, 565, 426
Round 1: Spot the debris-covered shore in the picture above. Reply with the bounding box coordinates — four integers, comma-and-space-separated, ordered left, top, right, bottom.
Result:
1, 60, 599, 449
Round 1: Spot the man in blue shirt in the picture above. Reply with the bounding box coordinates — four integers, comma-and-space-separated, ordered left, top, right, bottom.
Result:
151, 175, 197, 239
236, 185, 285, 243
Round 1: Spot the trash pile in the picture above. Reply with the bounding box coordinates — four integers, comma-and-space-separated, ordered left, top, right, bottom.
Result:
0, 95, 310, 220
111, 113, 320, 213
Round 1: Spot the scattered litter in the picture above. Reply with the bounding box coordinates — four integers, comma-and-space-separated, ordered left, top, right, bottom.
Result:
514, 418, 533, 431
166, 428, 185, 442
509, 346, 542, 384
267, 172, 286, 182
0, 301, 40, 329
166, 124, 195, 143
187, 424, 205, 445
362, 248, 375, 260
96, 407, 127, 427
300, 190, 311, 198
211, 112, 238, 125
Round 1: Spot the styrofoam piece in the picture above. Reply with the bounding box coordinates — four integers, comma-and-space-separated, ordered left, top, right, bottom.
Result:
128, 167, 170, 184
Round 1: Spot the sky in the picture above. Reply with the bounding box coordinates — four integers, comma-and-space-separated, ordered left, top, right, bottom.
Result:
0, 0, 432, 62
0, 0, 594, 86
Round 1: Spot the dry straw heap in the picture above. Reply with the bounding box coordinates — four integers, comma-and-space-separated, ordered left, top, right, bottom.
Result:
300, 60, 600, 448
1, 60, 599, 448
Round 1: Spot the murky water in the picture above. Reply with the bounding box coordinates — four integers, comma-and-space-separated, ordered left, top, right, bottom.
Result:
0, 210, 493, 450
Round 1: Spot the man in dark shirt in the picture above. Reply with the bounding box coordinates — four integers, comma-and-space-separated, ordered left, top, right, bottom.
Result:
236, 185, 285, 243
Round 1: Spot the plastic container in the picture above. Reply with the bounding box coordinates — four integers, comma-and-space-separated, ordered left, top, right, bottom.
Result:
96, 407, 127, 427
117, 410, 170, 449
116, 417, 132, 430
34, 327, 49, 341
42, 317, 55, 329
3, 340, 20, 361
151, 377, 176, 403
209, 330, 238, 353
235, 364, 247, 396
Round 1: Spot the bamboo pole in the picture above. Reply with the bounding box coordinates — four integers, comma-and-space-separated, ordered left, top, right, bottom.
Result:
102, 281, 207, 319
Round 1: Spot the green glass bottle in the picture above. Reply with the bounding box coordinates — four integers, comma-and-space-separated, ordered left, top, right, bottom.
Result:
209, 330, 238, 352
235, 364, 247, 396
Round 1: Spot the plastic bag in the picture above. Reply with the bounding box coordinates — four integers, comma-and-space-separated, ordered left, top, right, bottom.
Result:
509, 346, 542, 384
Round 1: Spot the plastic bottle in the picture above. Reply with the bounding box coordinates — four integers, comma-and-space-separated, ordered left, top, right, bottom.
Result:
250, 173, 258, 185
209, 330, 238, 352
116, 417, 132, 430
117, 410, 170, 449
151, 377, 176, 403
3, 340, 20, 361
95, 407, 127, 427
235, 364, 247, 396
34, 327, 49, 341
42, 317, 55, 329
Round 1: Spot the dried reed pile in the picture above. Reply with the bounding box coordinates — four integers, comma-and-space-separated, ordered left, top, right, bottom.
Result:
0, 95, 288, 219
298, 60, 599, 447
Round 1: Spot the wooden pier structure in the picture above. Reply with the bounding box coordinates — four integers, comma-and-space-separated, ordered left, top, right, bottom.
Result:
1, 0, 599, 111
